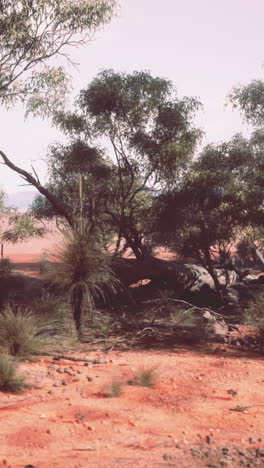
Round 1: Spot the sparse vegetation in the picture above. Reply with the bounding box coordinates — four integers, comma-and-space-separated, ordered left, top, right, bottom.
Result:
128, 365, 159, 388
103, 379, 123, 397
0, 305, 60, 359
243, 292, 264, 325
0, 354, 27, 393
243, 292, 264, 343
43, 228, 120, 337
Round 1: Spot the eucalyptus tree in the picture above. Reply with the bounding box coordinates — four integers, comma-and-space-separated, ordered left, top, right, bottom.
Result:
229, 80, 264, 128
53, 69, 202, 259
0, 0, 118, 217
0, 0, 117, 116
150, 134, 264, 294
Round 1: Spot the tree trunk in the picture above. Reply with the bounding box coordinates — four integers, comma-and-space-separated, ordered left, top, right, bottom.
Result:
71, 286, 84, 338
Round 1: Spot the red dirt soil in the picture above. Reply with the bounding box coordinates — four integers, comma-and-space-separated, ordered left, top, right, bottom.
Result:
1, 235, 264, 468
0, 348, 264, 468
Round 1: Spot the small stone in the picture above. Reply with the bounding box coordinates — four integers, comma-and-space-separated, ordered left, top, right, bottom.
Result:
87, 425, 95, 431
61, 380, 67, 386
206, 435, 215, 444
46, 429, 51, 434
227, 389, 238, 397
162, 454, 173, 461
256, 449, 264, 457
64, 368, 74, 375
47, 390, 54, 395
237, 450, 246, 456
190, 449, 201, 457
53, 383, 60, 387
249, 437, 257, 444
87, 376, 93, 382
72, 378, 80, 382
77, 370, 82, 374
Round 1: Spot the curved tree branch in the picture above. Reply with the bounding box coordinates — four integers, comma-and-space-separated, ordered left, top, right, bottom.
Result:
0, 150, 73, 227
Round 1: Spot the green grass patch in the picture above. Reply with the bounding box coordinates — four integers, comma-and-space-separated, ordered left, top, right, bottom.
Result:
128, 365, 159, 388
0, 354, 27, 393
103, 379, 123, 397
0, 304, 67, 360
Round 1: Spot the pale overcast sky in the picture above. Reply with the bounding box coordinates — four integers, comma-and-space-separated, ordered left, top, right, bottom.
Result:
1, 0, 263, 193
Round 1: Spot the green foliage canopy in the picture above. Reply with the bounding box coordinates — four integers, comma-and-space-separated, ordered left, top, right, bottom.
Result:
229, 79, 264, 128
150, 133, 264, 277
51, 70, 202, 258
0, 0, 117, 116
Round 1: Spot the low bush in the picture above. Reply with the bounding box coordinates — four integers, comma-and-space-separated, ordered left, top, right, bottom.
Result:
128, 365, 158, 387
243, 292, 264, 343
243, 291, 264, 324
0, 305, 60, 359
103, 379, 123, 397
0, 354, 27, 393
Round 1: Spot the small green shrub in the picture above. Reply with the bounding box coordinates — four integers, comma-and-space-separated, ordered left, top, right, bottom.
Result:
243, 291, 264, 325
128, 365, 158, 387
0, 354, 27, 393
243, 292, 264, 344
103, 379, 123, 397
0, 305, 58, 359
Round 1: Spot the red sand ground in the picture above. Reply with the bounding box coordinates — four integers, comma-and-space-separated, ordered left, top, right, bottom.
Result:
1, 234, 264, 468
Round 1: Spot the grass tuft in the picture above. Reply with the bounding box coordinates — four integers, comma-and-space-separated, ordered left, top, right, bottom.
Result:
0, 354, 27, 393
243, 292, 264, 344
103, 379, 123, 398
0, 304, 63, 360
128, 365, 158, 388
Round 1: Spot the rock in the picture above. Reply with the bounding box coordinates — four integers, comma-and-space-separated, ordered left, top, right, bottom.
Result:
222, 447, 229, 455
162, 453, 174, 460
56, 368, 64, 374
205, 320, 228, 336
206, 435, 215, 444
227, 389, 238, 397
61, 380, 67, 386
249, 437, 257, 444
87, 376, 93, 382
237, 450, 246, 456
182, 264, 238, 293
256, 449, 264, 457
